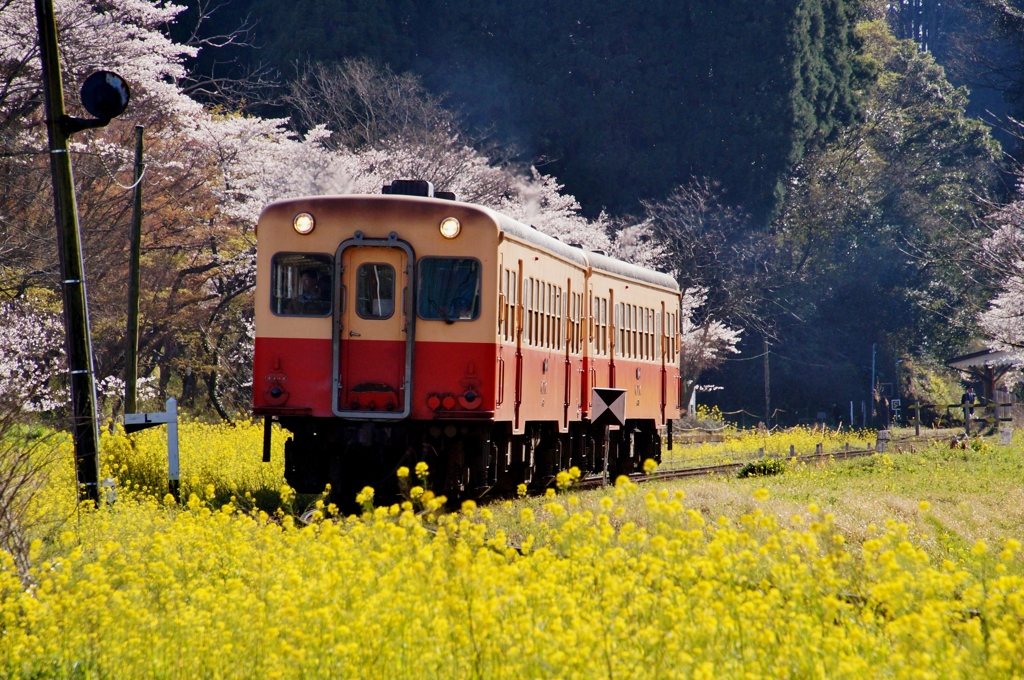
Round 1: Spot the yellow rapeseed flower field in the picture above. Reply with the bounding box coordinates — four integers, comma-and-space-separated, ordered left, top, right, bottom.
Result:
2, 422, 1024, 678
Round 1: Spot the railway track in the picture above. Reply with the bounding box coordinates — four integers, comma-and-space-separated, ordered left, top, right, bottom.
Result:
575, 444, 883, 489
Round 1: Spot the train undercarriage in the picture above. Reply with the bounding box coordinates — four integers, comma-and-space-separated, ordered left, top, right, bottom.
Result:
277, 417, 662, 508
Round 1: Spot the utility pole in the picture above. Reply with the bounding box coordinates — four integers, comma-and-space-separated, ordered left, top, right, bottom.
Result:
125, 125, 145, 414
35, 0, 130, 503
870, 342, 877, 427
36, 0, 100, 503
763, 337, 770, 428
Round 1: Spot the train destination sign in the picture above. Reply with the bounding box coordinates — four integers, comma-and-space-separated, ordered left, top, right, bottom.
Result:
591, 387, 627, 428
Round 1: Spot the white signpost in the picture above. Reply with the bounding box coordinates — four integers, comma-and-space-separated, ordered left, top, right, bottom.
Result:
124, 398, 179, 499
591, 388, 627, 487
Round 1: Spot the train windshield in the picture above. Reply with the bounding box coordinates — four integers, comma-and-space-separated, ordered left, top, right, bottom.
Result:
417, 257, 481, 323
355, 263, 395, 319
270, 252, 332, 316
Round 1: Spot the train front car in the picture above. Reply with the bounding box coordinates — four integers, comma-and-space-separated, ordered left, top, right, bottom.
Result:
253, 191, 501, 502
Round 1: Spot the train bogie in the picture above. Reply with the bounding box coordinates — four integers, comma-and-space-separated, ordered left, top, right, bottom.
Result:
253, 186, 682, 503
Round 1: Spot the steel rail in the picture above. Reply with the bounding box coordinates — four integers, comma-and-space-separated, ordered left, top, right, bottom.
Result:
575, 445, 882, 489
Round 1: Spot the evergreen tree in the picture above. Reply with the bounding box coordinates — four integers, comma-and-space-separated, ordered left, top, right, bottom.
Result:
200, 0, 866, 222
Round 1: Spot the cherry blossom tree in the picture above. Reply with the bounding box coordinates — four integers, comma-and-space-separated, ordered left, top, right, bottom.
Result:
1, 0, 739, 419
0, 300, 66, 414
978, 179, 1024, 352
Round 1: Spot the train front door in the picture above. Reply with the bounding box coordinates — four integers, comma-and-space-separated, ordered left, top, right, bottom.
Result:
333, 236, 415, 418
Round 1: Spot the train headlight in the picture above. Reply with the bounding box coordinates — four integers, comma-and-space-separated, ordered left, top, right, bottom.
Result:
293, 212, 315, 235
439, 217, 461, 239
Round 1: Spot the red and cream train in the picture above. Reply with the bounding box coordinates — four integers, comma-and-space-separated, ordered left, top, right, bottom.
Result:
253, 181, 683, 500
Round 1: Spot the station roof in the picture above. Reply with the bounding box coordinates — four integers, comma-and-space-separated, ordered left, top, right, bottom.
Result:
945, 348, 1023, 370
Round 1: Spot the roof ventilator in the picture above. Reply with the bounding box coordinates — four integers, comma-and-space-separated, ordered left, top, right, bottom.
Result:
383, 179, 457, 202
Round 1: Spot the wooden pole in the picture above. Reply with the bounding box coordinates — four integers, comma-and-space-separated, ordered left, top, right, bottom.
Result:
914, 399, 920, 437
125, 125, 145, 414
35, 0, 100, 503
763, 337, 770, 428
602, 425, 610, 487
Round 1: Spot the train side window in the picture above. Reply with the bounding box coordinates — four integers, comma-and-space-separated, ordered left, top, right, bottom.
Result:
510, 272, 517, 313
672, 312, 677, 362
525, 278, 533, 345
500, 269, 507, 339
652, 309, 657, 359
647, 309, 653, 360
546, 283, 552, 349
626, 305, 633, 358
622, 304, 629, 358
616, 304, 623, 357
656, 311, 662, 358
632, 305, 639, 360
633, 307, 638, 360
639, 307, 645, 360
573, 293, 580, 353
644, 309, 649, 360
571, 293, 577, 353
577, 293, 583, 353
640, 307, 645, 360
540, 282, 547, 348
502, 269, 511, 341
355, 263, 395, 319
271, 252, 332, 317
622, 304, 627, 358
534, 279, 540, 346
417, 257, 481, 322
643, 308, 648, 360
600, 298, 607, 355
556, 287, 562, 351
545, 283, 551, 348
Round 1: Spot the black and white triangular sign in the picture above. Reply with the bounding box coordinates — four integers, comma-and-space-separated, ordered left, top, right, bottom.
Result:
591, 387, 626, 428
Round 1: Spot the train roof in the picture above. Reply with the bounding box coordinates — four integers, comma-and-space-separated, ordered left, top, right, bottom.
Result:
261, 194, 680, 293
490, 211, 680, 293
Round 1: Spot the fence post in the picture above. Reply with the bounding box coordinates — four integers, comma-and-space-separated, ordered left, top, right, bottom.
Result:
914, 399, 920, 437
124, 398, 179, 500
166, 398, 179, 500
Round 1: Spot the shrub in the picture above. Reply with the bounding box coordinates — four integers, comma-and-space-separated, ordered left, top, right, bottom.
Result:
737, 458, 786, 478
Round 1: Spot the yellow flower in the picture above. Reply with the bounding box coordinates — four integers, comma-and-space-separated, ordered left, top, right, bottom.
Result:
753, 488, 769, 502
396, 466, 410, 478
355, 486, 375, 507
414, 461, 429, 481
642, 458, 658, 474
918, 501, 931, 512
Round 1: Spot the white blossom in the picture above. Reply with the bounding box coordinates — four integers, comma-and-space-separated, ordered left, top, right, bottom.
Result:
0, 301, 67, 412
